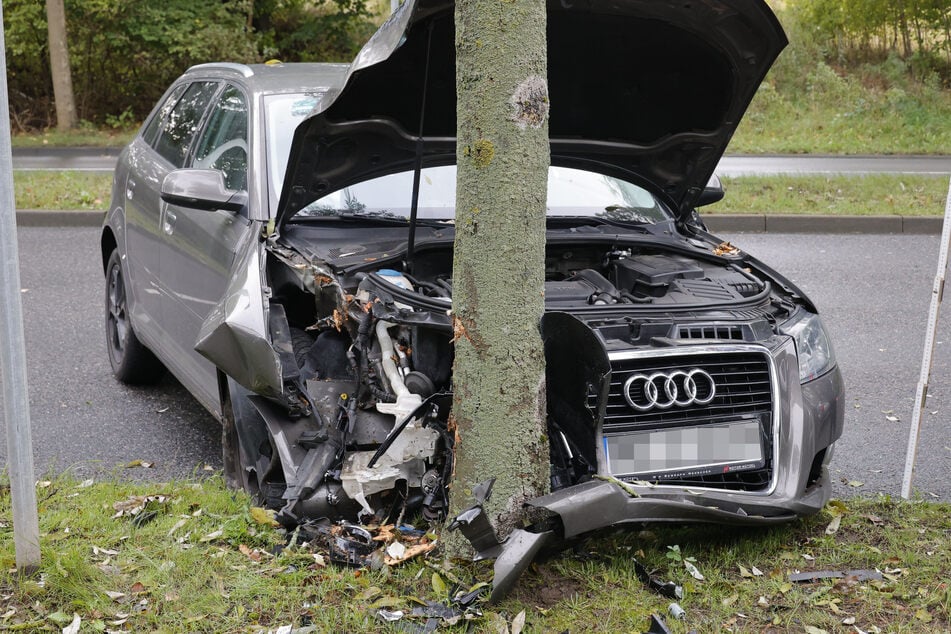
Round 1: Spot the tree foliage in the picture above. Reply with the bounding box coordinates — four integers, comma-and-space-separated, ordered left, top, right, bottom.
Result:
2, 0, 377, 130
793, 0, 951, 80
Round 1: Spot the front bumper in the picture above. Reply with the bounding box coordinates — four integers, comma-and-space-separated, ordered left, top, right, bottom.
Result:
454, 339, 845, 601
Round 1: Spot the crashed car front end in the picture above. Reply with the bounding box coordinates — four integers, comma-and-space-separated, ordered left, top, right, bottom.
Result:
191, 0, 844, 599
198, 214, 844, 529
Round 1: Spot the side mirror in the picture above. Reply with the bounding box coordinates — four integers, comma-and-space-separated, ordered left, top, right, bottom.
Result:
696, 173, 725, 207
161, 169, 248, 213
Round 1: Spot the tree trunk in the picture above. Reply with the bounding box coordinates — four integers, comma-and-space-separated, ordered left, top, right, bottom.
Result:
46, 0, 76, 130
447, 0, 550, 552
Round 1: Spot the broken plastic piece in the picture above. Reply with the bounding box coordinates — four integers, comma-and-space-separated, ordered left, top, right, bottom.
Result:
445, 479, 504, 560
327, 524, 377, 566
644, 613, 673, 634
446, 478, 556, 602
634, 559, 683, 600
377, 609, 404, 622
789, 569, 883, 583
410, 601, 463, 620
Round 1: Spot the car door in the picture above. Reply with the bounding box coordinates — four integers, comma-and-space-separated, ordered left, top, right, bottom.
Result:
158, 83, 254, 416
124, 80, 220, 360
120, 82, 187, 345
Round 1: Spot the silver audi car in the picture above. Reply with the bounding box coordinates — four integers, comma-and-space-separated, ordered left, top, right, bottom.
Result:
102, 0, 843, 596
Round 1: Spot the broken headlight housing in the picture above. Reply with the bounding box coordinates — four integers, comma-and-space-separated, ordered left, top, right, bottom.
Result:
781, 308, 836, 383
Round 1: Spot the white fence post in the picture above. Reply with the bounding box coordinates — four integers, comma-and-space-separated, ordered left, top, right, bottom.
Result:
0, 2, 41, 572
901, 177, 951, 499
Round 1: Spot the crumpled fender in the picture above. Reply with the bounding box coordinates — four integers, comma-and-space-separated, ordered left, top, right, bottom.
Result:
195, 230, 283, 397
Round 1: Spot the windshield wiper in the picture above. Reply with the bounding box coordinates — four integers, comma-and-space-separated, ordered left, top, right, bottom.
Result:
293, 213, 450, 229
546, 215, 655, 233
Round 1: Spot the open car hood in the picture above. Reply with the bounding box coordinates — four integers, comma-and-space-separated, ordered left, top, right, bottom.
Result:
276, 0, 786, 228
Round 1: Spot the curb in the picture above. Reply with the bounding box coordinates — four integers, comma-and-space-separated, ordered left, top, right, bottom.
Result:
13, 210, 946, 234
16, 210, 106, 227
703, 214, 942, 234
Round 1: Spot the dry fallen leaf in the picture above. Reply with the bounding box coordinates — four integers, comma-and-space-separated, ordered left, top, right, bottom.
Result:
511, 610, 526, 634
62, 614, 81, 634
825, 515, 842, 535
384, 540, 437, 566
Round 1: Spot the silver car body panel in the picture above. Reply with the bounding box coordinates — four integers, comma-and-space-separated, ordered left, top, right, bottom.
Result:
195, 230, 282, 397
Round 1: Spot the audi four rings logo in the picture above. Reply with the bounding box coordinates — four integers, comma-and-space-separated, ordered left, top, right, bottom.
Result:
623, 369, 717, 411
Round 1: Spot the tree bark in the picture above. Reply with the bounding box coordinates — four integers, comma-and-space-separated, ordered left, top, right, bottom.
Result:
447, 0, 550, 552
46, 0, 76, 130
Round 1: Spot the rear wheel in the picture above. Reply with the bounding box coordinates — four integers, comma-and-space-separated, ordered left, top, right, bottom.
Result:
104, 249, 165, 384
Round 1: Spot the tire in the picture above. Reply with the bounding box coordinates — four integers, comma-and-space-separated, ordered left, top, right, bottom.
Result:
104, 249, 165, 384
222, 378, 272, 499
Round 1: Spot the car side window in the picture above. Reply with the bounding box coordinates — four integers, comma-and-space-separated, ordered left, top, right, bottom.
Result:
152, 81, 219, 169
193, 85, 249, 193
140, 83, 187, 147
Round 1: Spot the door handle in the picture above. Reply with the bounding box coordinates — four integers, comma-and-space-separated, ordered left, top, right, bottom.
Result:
126, 179, 136, 200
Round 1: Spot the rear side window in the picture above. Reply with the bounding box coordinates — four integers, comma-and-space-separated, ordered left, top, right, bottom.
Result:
152, 81, 219, 168
140, 83, 187, 147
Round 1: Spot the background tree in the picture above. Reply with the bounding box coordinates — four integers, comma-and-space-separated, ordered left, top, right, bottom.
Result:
45, 0, 74, 130
2, 0, 376, 130
448, 0, 551, 545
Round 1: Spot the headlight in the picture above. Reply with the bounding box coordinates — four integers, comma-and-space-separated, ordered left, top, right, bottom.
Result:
781, 309, 836, 383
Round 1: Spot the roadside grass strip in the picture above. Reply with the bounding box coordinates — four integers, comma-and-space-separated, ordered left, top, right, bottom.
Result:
0, 475, 948, 632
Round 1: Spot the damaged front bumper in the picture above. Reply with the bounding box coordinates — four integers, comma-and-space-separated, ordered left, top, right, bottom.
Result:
452, 345, 844, 601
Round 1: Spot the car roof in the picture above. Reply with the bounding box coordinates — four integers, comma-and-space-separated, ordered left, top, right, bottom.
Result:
183, 62, 349, 95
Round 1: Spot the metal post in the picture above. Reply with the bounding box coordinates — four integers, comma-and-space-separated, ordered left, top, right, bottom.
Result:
901, 176, 951, 499
0, 2, 42, 571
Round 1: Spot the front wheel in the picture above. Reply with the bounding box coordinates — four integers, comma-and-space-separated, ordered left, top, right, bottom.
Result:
104, 249, 165, 384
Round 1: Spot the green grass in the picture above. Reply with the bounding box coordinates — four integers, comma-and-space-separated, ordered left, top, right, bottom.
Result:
707, 174, 949, 216
1, 476, 948, 632
13, 171, 949, 217
730, 82, 951, 155
14, 171, 112, 211
11, 128, 135, 149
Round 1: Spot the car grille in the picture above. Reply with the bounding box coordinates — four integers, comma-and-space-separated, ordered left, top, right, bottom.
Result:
595, 351, 774, 491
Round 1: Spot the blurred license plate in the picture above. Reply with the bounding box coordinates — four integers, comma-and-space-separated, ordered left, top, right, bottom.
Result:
604, 419, 764, 481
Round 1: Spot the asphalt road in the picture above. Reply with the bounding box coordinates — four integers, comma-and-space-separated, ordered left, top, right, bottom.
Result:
0, 227, 221, 483
0, 227, 947, 502
11, 148, 951, 176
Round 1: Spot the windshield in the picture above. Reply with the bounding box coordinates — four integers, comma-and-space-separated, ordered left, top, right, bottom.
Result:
265, 92, 323, 209
266, 95, 672, 225
298, 165, 671, 224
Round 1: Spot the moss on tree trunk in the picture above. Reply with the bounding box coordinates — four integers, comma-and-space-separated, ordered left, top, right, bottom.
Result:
446, 0, 550, 554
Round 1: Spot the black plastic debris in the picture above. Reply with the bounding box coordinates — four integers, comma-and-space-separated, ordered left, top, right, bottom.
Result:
327, 523, 377, 566
789, 569, 883, 583
451, 586, 488, 608
644, 613, 672, 634
410, 601, 464, 620
633, 559, 683, 600
445, 479, 504, 560
446, 478, 557, 602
